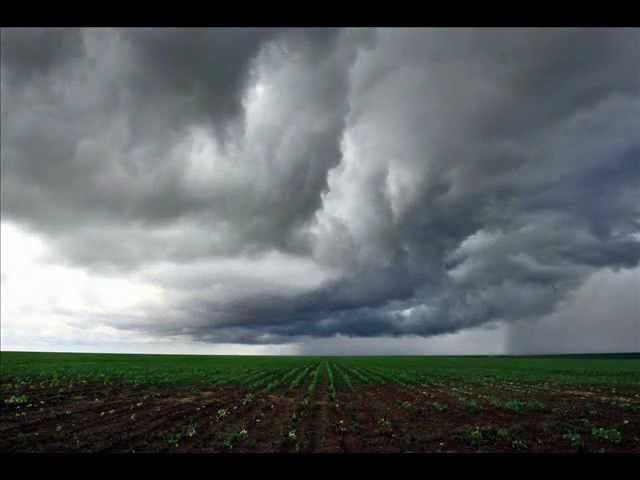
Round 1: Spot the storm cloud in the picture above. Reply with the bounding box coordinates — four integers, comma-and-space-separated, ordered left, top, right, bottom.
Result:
2, 28, 639, 351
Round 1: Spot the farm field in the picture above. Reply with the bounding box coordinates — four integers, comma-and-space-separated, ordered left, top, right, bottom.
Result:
1, 351, 639, 453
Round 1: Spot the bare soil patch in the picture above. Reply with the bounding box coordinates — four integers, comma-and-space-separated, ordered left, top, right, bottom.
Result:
2, 380, 639, 453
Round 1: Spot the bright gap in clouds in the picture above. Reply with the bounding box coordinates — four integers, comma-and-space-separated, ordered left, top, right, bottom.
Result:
0, 221, 289, 354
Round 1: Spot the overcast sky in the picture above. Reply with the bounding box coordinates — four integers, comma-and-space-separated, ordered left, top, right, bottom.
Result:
1, 28, 639, 355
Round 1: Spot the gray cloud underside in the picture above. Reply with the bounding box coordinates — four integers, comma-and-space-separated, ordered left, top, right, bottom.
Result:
2, 28, 639, 345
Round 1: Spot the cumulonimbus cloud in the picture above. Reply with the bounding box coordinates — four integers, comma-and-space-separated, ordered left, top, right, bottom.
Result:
2, 28, 639, 345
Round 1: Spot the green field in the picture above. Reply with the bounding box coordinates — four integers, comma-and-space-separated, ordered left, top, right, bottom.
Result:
2, 351, 639, 453
2, 351, 639, 388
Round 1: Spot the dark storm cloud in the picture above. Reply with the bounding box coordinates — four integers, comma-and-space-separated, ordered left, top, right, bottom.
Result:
2, 28, 639, 347
120, 28, 281, 141
0, 28, 85, 82
1, 27, 357, 261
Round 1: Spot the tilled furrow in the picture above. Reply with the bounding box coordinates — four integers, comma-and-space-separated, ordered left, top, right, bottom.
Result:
1, 396, 183, 452
99, 388, 240, 452
177, 391, 274, 452
0, 386, 177, 438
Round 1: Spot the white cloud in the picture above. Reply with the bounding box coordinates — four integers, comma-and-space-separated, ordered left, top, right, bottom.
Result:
1, 221, 166, 351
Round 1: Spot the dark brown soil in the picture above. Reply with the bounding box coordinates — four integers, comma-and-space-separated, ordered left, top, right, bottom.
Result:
1, 378, 639, 453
